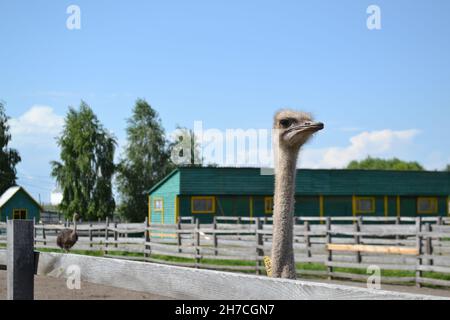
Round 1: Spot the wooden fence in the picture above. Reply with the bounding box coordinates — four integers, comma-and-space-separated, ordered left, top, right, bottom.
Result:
1, 216, 450, 289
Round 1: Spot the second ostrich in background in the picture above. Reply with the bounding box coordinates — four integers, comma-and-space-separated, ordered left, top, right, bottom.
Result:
271, 110, 324, 279
57, 213, 80, 252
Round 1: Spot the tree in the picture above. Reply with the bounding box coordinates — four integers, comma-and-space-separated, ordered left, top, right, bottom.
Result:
446, 164, 450, 172
116, 99, 174, 222
0, 102, 21, 194
51, 102, 116, 220
347, 156, 424, 171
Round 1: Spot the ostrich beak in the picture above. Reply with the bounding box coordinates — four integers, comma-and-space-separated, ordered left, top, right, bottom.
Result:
283, 121, 324, 144
306, 121, 324, 132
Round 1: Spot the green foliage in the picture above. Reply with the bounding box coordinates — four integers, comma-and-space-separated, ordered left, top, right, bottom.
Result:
116, 99, 174, 222
0, 102, 21, 194
347, 156, 424, 171
446, 164, 450, 172
51, 102, 116, 220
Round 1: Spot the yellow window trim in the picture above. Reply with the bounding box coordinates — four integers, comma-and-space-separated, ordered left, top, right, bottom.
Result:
417, 197, 438, 214
153, 197, 164, 212
354, 196, 376, 214
13, 209, 28, 220
191, 196, 216, 214
264, 196, 273, 214
448, 196, 450, 217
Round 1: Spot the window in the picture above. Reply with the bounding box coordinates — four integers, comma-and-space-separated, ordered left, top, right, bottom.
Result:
153, 198, 164, 212
355, 197, 375, 213
417, 197, 438, 214
191, 196, 215, 214
265, 197, 274, 214
13, 209, 27, 220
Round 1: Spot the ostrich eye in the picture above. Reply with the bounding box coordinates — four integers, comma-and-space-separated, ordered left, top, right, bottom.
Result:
279, 119, 294, 128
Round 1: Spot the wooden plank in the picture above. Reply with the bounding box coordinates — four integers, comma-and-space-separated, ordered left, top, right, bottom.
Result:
7, 220, 35, 300
25, 251, 443, 300
327, 244, 419, 255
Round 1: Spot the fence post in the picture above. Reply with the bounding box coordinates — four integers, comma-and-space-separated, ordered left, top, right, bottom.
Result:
89, 223, 93, 248
213, 216, 218, 256
177, 219, 182, 254
395, 216, 401, 245
304, 221, 311, 259
7, 220, 35, 300
255, 217, 264, 275
195, 218, 201, 268
354, 216, 362, 264
144, 217, 150, 259
326, 217, 333, 280
415, 217, 423, 288
425, 223, 432, 266
105, 217, 109, 255
114, 222, 118, 248
42, 224, 47, 247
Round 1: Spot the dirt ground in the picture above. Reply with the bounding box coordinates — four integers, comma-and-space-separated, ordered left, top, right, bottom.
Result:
0, 271, 170, 300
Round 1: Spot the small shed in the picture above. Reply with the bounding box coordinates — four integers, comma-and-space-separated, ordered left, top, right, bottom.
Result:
0, 186, 42, 222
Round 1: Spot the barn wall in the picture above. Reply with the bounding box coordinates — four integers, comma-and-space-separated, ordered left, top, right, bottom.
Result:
0, 191, 40, 222
149, 171, 180, 225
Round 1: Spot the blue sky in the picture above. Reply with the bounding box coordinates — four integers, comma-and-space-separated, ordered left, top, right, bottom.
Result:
0, 0, 449, 203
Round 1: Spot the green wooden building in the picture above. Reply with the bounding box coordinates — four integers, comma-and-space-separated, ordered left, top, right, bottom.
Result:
147, 167, 450, 224
0, 186, 42, 222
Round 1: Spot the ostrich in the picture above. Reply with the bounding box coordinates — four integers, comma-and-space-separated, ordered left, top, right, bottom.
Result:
271, 110, 324, 279
57, 213, 80, 252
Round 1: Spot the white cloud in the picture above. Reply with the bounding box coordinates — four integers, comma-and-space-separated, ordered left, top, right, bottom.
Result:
9, 105, 64, 148
299, 129, 421, 169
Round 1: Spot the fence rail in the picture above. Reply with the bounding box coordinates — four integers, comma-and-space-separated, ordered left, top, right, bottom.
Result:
1, 216, 450, 288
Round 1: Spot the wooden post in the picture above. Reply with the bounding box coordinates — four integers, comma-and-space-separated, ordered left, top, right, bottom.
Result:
105, 217, 109, 255
395, 216, 401, 245
177, 219, 182, 254
213, 216, 218, 256
415, 217, 423, 288
255, 217, 264, 275
144, 217, 150, 259
114, 222, 118, 248
326, 217, 333, 280
42, 224, 47, 247
304, 221, 311, 259
7, 220, 35, 300
89, 223, 93, 248
195, 219, 201, 268
354, 216, 362, 264
425, 223, 432, 266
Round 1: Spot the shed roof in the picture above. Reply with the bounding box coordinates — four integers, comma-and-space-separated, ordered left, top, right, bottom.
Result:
148, 167, 450, 196
0, 186, 43, 210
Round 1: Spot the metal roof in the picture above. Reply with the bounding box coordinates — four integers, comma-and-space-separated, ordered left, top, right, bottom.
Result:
148, 167, 450, 196
0, 186, 43, 210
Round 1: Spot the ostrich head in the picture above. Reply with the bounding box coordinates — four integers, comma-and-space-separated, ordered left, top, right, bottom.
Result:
273, 109, 324, 149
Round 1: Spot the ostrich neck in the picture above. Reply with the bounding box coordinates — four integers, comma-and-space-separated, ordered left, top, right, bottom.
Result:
271, 145, 300, 279
275, 146, 299, 213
